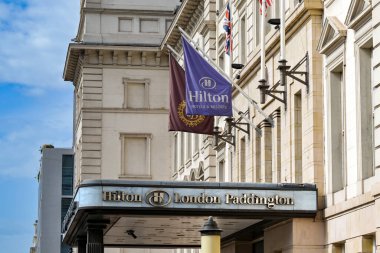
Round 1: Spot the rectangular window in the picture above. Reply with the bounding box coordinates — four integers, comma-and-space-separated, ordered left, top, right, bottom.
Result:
121, 134, 151, 177
218, 36, 225, 72
255, 1, 260, 46
123, 78, 150, 109
294, 92, 302, 183
252, 240, 264, 253
62, 155, 74, 196
61, 198, 72, 223
60, 195, 72, 253
193, 134, 199, 154
332, 243, 345, 253
119, 18, 133, 32
218, 0, 224, 11
240, 15, 247, 64
218, 160, 225, 182
140, 19, 159, 33
358, 43, 374, 179
329, 63, 345, 192
61, 242, 71, 253
362, 235, 375, 253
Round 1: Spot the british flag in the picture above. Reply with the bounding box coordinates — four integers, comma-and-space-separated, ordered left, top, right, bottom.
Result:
223, 3, 232, 55
259, 0, 272, 15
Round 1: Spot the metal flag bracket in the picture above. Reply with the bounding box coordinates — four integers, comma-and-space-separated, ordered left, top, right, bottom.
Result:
258, 52, 309, 110
213, 109, 259, 149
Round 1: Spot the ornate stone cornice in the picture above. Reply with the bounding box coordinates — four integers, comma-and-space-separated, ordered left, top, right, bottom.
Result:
63, 44, 165, 83
161, 0, 203, 50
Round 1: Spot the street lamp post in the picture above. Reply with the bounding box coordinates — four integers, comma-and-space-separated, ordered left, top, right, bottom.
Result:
200, 217, 222, 253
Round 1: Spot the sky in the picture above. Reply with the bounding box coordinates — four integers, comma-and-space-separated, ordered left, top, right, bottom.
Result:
0, 0, 79, 252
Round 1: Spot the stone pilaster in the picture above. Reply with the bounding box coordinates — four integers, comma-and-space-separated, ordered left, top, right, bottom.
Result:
259, 121, 272, 182
272, 110, 281, 183
373, 0, 380, 178
76, 236, 86, 253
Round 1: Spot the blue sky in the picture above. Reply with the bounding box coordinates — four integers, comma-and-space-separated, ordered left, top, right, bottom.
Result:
0, 0, 79, 252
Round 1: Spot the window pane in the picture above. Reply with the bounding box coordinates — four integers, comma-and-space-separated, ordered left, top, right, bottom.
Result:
127, 82, 145, 108
62, 155, 74, 195
124, 137, 148, 175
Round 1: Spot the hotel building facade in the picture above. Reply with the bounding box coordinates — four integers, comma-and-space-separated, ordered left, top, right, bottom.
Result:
61, 0, 380, 253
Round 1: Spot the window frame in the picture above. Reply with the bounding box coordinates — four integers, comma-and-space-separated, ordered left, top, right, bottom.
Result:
122, 78, 150, 109
119, 133, 152, 178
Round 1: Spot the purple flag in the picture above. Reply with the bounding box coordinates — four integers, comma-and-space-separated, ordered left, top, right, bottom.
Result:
168, 54, 214, 134
182, 37, 232, 116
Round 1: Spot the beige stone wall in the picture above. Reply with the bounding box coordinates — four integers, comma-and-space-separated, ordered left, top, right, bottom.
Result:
72, 50, 172, 185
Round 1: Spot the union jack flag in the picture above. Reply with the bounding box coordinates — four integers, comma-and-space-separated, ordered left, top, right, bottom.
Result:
259, 0, 272, 15
223, 3, 232, 55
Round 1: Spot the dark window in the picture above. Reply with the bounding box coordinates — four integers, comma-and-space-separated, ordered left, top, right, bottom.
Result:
61, 197, 72, 223
252, 240, 264, 253
61, 241, 72, 253
62, 155, 74, 195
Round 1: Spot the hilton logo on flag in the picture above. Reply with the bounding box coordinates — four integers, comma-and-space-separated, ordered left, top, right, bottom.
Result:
200, 77, 216, 89
182, 36, 232, 116
187, 77, 230, 104
146, 190, 171, 207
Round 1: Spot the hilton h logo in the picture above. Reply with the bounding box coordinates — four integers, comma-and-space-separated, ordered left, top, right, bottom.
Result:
146, 190, 171, 207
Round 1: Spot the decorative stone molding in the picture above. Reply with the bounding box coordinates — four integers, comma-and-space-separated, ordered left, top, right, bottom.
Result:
317, 16, 347, 55
345, 0, 372, 30
64, 44, 168, 83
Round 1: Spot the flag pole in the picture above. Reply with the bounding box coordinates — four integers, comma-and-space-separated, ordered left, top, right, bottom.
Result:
260, 0, 266, 81
166, 44, 182, 60
278, 0, 289, 110
280, 0, 285, 61
232, 106, 262, 135
178, 26, 274, 126
228, 0, 233, 79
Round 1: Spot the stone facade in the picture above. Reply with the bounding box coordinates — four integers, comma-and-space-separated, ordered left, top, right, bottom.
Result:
64, 0, 180, 187
319, 0, 379, 252
164, 1, 325, 251
63, 0, 380, 252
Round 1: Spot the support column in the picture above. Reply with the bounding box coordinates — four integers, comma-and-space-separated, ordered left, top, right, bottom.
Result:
86, 222, 107, 253
272, 110, 281, 183
77, 236, 87, 253
260, 121, 272, 182
200, 217, 222, 253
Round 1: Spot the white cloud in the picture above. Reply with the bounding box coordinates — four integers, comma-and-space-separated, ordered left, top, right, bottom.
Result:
0, 0, 79, 89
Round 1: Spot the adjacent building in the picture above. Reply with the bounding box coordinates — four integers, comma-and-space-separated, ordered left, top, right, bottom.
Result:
35, 145, 74, 253
318, 0, 379, 252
